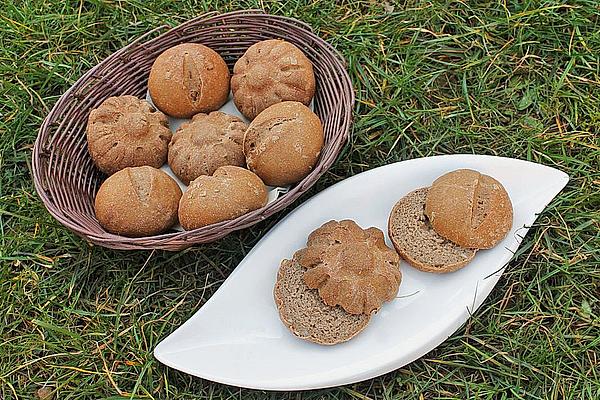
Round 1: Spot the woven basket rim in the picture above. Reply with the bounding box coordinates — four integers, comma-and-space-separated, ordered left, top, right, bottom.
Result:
33, 10, 355, 250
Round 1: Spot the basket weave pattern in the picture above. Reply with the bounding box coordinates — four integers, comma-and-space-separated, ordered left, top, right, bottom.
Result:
33, 10, 354, 250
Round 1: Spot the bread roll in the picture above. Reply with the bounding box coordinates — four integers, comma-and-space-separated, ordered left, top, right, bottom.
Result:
232, 39, 315, 120
293, 220, 401, 315
178, 166, 268, 230
94, 166, 182, 237
168, 111, 246, 184
388, 188, 476, 273
274, 259, 371, 345
86, 95, 171, 175
244, 101, 323, 186
148, 43, 230, 118
424, 169, 513, 249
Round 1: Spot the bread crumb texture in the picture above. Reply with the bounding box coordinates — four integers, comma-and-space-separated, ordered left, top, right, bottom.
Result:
274, 259, 371, 345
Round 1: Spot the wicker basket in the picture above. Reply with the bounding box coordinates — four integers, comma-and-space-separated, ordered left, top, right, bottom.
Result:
32, 10, 354, 251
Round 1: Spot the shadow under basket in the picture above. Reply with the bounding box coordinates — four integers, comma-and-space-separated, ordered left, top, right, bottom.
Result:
32, 10, 355, 251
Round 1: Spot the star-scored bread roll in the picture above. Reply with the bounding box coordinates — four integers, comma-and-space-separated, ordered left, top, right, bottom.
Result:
86, 95, 171, 175
231, 39, 315, 120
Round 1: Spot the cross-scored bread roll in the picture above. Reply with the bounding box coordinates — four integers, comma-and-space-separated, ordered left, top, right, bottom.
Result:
424, 169, 513, 249
244, 101, 323, 187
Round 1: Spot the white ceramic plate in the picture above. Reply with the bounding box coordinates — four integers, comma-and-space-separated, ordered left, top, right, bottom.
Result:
154, 154, 568, 390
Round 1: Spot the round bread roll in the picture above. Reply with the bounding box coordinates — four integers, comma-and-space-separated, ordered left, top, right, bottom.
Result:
424, 169, 513, 249
168, 111, 247, 185
94, 166, 182, 237
148, 43, 230, 118
231, 39, 316, 120
178, 166, 268, 230
86, 95, 171, 175
244, 101, 324, 187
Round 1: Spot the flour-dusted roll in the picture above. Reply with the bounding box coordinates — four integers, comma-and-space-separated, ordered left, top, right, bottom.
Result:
293, 220, 401, 315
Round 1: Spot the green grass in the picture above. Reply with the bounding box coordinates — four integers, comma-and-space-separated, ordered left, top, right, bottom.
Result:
1, 0, 599, 399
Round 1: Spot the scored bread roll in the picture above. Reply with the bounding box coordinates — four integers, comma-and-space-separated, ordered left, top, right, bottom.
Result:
274, 259, 371, 345
388, 188, 477, 273
94, 166, 182, 237
178, 166, 268, 230
244, 101, 324, 187
424, 169, 513, 249
148, 43, 230, 118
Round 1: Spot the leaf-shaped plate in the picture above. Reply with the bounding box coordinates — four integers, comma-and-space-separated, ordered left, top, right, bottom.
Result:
154, 155, 569, 390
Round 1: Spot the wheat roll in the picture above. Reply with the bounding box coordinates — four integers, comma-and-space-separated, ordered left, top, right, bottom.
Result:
232, 39, 316, 120
294, 220, 401, 315
168, 111, 247, 185
86, 95, 171, 175
274, 259, 371, 345
388, 188, 477, 273
178, 166, 268, 230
